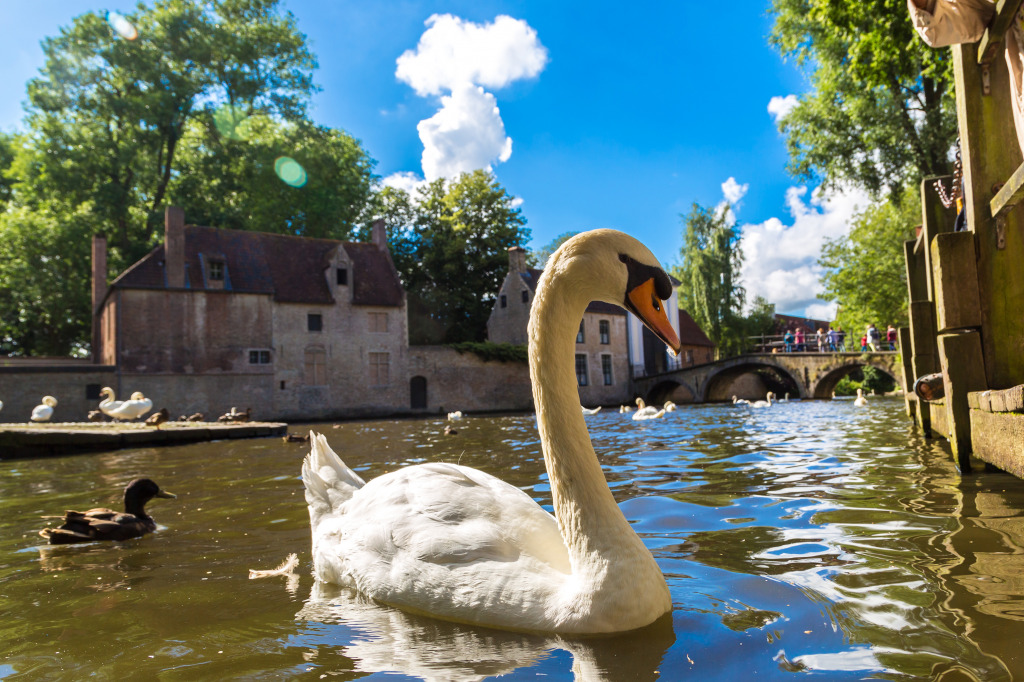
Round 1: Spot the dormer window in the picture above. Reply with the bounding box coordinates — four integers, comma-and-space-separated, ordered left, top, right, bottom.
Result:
337, 267, 348, 286
521, 290, 529, 303
208, 260, 224, 281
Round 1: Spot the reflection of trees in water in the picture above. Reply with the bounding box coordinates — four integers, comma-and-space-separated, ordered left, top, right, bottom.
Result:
296, 582, 675, 681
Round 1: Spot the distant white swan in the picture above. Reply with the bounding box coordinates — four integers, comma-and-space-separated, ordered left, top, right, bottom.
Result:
618, 405, 633, 413
447, 411, 463, 421
31, 396, 57, 422
854, 388, 868, 406
302, 229, 681, 633
779, 393, 790, 402
103, 391, 153, 421
732, 395, 750, 406
751, 392, 774, 409
663, 401, 676, 412
632, 397, 663, 420
581, 406, 602, 415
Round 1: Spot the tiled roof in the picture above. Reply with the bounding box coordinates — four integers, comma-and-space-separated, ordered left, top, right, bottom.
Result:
677, 308, 714, 347
110, 226, 404, 307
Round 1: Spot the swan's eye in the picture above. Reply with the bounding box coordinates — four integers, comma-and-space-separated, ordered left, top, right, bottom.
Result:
652, 294, 660, 312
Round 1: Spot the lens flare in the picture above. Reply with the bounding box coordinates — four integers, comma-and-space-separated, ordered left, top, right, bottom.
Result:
213, 105, 250, 141
274, 157, 308, 188
106, 12, 138, 40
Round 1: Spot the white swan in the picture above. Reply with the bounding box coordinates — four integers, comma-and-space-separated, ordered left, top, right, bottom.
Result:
779, 393, 790, 403
632, 397, 663, 420
31, 396, 57, 422
854, 388, 868, 406
663, 401, 676, 412
751, 392, 774, 409
731, 395, 749, 406
104, 392, 153, 421
447, 411, 463, 421
618, 405, 633, 413
97, 387, 125, 418
302, 229, 681, 634
581, 405, 602, 415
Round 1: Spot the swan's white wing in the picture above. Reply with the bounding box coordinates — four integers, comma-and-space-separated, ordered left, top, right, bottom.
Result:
311, 462, 572, 624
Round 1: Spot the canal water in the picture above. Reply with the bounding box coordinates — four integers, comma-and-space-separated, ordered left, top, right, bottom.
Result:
2, 398, 1024, 680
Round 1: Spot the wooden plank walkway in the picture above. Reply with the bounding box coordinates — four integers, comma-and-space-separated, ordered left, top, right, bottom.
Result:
0, 421, 288, 459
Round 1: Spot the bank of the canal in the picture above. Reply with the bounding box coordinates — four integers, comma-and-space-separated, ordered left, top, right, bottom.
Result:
0, 421, 287, 458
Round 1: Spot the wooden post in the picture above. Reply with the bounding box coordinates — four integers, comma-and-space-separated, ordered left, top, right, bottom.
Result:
938, 330, 988, 470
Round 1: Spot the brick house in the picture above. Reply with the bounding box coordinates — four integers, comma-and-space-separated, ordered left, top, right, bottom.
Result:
93, 207, 409, 420
676, 309, 715, 366
487, 246, 688, 405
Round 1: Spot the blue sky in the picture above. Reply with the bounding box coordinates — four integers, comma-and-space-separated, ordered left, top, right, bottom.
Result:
0, 1, 871, 318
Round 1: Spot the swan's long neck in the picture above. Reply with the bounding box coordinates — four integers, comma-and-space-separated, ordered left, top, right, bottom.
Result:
528, 269, 646, 571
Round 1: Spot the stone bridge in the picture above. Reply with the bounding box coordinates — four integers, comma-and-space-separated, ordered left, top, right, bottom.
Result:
634, 351, 902, 404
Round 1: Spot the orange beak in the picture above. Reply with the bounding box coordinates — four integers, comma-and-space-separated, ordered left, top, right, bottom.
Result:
626, 278, 681, 355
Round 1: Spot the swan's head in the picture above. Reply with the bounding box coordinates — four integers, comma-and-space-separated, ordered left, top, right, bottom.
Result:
549, 230, 681, 354
856, 388, 863, 397
41, 396, 57, 407
100, 387, 114, 399
130, 392, 145, 400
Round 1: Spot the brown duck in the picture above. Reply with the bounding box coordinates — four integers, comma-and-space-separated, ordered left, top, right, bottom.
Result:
39, 478, 176, 544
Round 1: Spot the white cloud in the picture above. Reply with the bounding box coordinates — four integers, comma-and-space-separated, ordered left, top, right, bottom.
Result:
382, 171, 427, 194
396, 14, 548, 96
739, 183, 870, 317
805, 302, 839, 322
394, 14, 547, 181
767, 94, 799, 123
418, 84, 512, 180
716, 177, 749, 224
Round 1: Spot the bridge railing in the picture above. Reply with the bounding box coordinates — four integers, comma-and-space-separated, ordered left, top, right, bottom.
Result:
744, 334, 899, 354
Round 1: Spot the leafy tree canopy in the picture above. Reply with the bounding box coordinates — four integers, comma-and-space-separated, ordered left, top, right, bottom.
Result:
365, 170, 530, 344
528, 231, 579, 268
818, 185, 919, 335
769, 0, 956, 197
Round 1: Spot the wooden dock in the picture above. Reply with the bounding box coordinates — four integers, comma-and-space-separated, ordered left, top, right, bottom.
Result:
0, 421, 288, 458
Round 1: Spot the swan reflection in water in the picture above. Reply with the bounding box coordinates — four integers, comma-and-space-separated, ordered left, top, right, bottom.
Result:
296, 581, 675, 681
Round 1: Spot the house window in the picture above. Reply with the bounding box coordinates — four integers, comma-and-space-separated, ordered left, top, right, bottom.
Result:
304, 347, 326, 386
208, 260, 225, 281
599, 320, 610, 344
576, 321, 585, 344
369, 312, 389, 333
369, 352, 390, 386
308, 313, 323, 332
575, 354, 588, 386
602, 355, 613, 385
685, 349, 694, 364
249, 349, 271, 364
521, 290, 529, 303
337, 267, 348, 285
500, 294, 507, 309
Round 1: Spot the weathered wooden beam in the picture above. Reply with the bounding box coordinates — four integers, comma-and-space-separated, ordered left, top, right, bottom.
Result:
920, 176, 955, 302
931, 232, 983, 331
904, 239, 928, 303
990, 159, 1024, 218
971, 410, 1024, 478
977, 0, 1024, 66
938, 330, 988, 470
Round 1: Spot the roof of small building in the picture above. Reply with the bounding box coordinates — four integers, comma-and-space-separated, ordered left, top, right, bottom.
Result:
109, 225, 404, 307
677, 308, 715, 347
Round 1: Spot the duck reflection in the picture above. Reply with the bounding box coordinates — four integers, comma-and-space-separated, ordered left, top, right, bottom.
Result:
296, 581, 675, 681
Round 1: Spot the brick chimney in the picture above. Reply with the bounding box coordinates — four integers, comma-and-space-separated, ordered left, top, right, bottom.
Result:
91, 235, 107, 362
507, 246, 527, 273
371, 219, 387, 251
165, 206, 186, 288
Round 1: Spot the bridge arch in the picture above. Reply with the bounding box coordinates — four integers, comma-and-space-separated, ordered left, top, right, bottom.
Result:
643, 379, 699, 405
809, 358, 902, 399
702, 360, 804, 402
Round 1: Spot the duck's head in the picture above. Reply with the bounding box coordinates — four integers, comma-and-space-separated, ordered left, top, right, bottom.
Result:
123, 478, 175, 514
547, 230, 681, 354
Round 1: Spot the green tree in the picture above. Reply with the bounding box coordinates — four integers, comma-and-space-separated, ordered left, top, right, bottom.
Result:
371, 171, 530, 344
529, 231, 579, 268
769, 0, 956, 197
671, 203, 746, 357
170, 114, 374, 238
818, 186, 918, 334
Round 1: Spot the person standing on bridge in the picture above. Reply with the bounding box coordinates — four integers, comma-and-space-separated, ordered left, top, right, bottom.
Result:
784, 329, 795, 352
867, 323, 880, 352
827, 327, 836, 352
795, 327, 805, 352
835, 325, 847, 352
816, 327, 825, 353
886, 324, 897, 351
